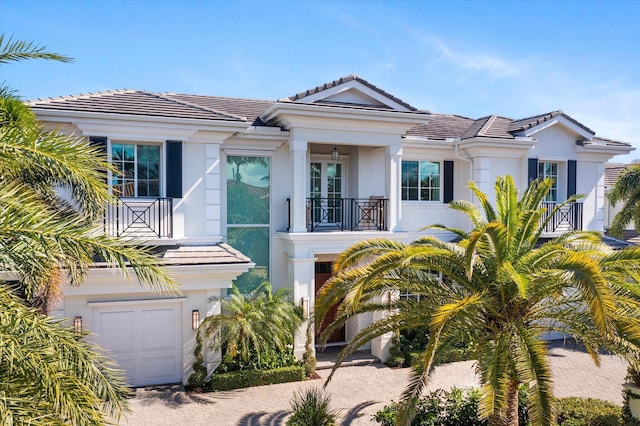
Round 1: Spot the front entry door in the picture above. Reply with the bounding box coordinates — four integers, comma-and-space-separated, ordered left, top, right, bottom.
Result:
310, 162, 344, 227
315, 262, 346, 344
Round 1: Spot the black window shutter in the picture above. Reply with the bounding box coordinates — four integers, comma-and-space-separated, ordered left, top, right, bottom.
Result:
567, 160, 577, 197
165, 141, 182, 198
89, 136, 108, 153
528, 158, 538, 184
89, 137, 108, 184
443, 160, 454, 203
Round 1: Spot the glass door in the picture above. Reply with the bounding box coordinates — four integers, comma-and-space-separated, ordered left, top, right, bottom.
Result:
309, 161, 343, 227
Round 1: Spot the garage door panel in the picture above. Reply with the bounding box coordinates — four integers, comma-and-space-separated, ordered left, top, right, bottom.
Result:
142, 309, 177, 350
142, 355, 177, 379
99, 311, 136, 352
93, 303, 182, 387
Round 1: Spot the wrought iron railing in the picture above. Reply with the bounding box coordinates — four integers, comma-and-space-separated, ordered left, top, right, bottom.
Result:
105, 198, 173, 238
540, 201, 583, 233
287, 197, 388, 232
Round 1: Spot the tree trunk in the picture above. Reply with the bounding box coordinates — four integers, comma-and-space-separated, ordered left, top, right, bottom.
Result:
488, 380, 520, 426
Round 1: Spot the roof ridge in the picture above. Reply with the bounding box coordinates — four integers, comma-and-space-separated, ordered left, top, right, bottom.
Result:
165, 92, 274, 103
27, 89, 137, 105
477, 115, 497, 136
512, 110, 563, 124
152, 92, 247, 121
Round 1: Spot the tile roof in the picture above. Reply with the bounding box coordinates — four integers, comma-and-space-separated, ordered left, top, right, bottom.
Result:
462, 115, 515, 139
285, 74, 420, 112
28, 90, 257, 123
158, 243, 251, 266
161, 93, 274, 126
26, 80, 631, 150
405, 114, 474, 140
604, 163, 631, 188
508, 110, 595, 136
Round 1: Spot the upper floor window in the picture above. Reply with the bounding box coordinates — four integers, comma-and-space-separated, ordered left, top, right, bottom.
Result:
402, 161, 440, 202
111, 143, 160, 197
538, 161, 558, 202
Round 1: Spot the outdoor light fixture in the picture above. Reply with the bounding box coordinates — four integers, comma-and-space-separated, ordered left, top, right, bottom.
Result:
301, 296, 309, 318
192, 310, 200, 331
73, 316, 82, 334
332, 146, 339, 161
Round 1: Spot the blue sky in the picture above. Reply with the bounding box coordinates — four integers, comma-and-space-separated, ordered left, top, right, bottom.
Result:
2, 0, 639, 161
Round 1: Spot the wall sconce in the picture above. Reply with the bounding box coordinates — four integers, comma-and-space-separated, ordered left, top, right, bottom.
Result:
332, 146, 339, 161
301, 296, 309, 319
192, 310, 200, 331
73, 316, 82, 334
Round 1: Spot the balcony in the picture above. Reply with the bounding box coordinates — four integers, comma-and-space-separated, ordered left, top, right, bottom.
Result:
105, 198, 173, 238
540, 201, 583, 234
288, 197, 388, 232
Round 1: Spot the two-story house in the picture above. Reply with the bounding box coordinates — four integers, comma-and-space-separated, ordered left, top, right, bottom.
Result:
28, 75, 634, 387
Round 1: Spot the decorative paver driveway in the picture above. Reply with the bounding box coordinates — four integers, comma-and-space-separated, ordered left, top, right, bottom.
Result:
122, 342, 627, 425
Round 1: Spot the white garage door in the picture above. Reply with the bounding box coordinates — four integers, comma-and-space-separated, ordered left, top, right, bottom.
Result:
93, 302, 183, 387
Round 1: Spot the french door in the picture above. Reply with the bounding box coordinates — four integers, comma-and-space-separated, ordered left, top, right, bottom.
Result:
310, 161, 344, 226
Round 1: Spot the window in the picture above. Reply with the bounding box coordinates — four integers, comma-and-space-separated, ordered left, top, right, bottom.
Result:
402, 161, 441, 201
538, 162, 558, 202
226, 156, 270, 294
111, 143, 160, 197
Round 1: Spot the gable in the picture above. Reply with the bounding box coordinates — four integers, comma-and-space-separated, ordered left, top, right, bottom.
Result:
286, 74, 418, 112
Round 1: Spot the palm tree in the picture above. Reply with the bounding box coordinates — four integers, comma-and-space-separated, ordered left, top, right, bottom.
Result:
0, 35, 176, 423
202, 282, 302, 366
316, 176, 640, 426
0, 287, 130, 425
608, 163, 640, 239
0, 35, 176, 314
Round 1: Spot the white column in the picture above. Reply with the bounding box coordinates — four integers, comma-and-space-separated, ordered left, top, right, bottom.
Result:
289, 139, 308, 233
386, 144, 402, 231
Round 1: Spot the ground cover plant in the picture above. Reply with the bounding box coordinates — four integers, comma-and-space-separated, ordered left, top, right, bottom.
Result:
316, 175, 640, 426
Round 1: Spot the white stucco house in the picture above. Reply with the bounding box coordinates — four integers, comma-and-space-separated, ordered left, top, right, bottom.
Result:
27, 74, 635, 386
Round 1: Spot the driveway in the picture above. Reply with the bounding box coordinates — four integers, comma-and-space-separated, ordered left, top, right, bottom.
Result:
122, 341, 627, 425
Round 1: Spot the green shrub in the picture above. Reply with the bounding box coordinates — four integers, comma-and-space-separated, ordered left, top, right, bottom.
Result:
286, 387, 339, 426
385, 327, 474, 368
374, 388, 622, 426
186, 329, 207, 390
215, 345, 299, 373
373, 387, 486, 426
303, 321, 317, 377
207, 365, 305, 391
556, 397, 622, 426
623, 389, 640, 426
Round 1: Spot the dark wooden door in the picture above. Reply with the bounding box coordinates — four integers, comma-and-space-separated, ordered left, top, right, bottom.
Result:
315, 262, 346, 344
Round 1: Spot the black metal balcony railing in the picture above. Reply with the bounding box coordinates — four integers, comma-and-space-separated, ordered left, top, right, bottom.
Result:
105, 198, 173, 238
287, 197, 388, 232
540, 201, 583, 233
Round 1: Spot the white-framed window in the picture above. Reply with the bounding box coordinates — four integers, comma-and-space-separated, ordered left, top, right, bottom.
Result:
110, 143, 161, 197
538, 161, 558, 202
401, 161, 441, 202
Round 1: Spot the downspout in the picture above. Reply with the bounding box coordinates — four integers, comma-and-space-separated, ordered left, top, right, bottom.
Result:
453, 140, 473, 202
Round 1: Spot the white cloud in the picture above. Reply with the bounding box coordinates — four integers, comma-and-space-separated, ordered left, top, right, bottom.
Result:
412, 33, 520, 78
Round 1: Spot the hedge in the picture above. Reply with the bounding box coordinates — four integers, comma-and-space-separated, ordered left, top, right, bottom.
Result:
206, 365, 305, 391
